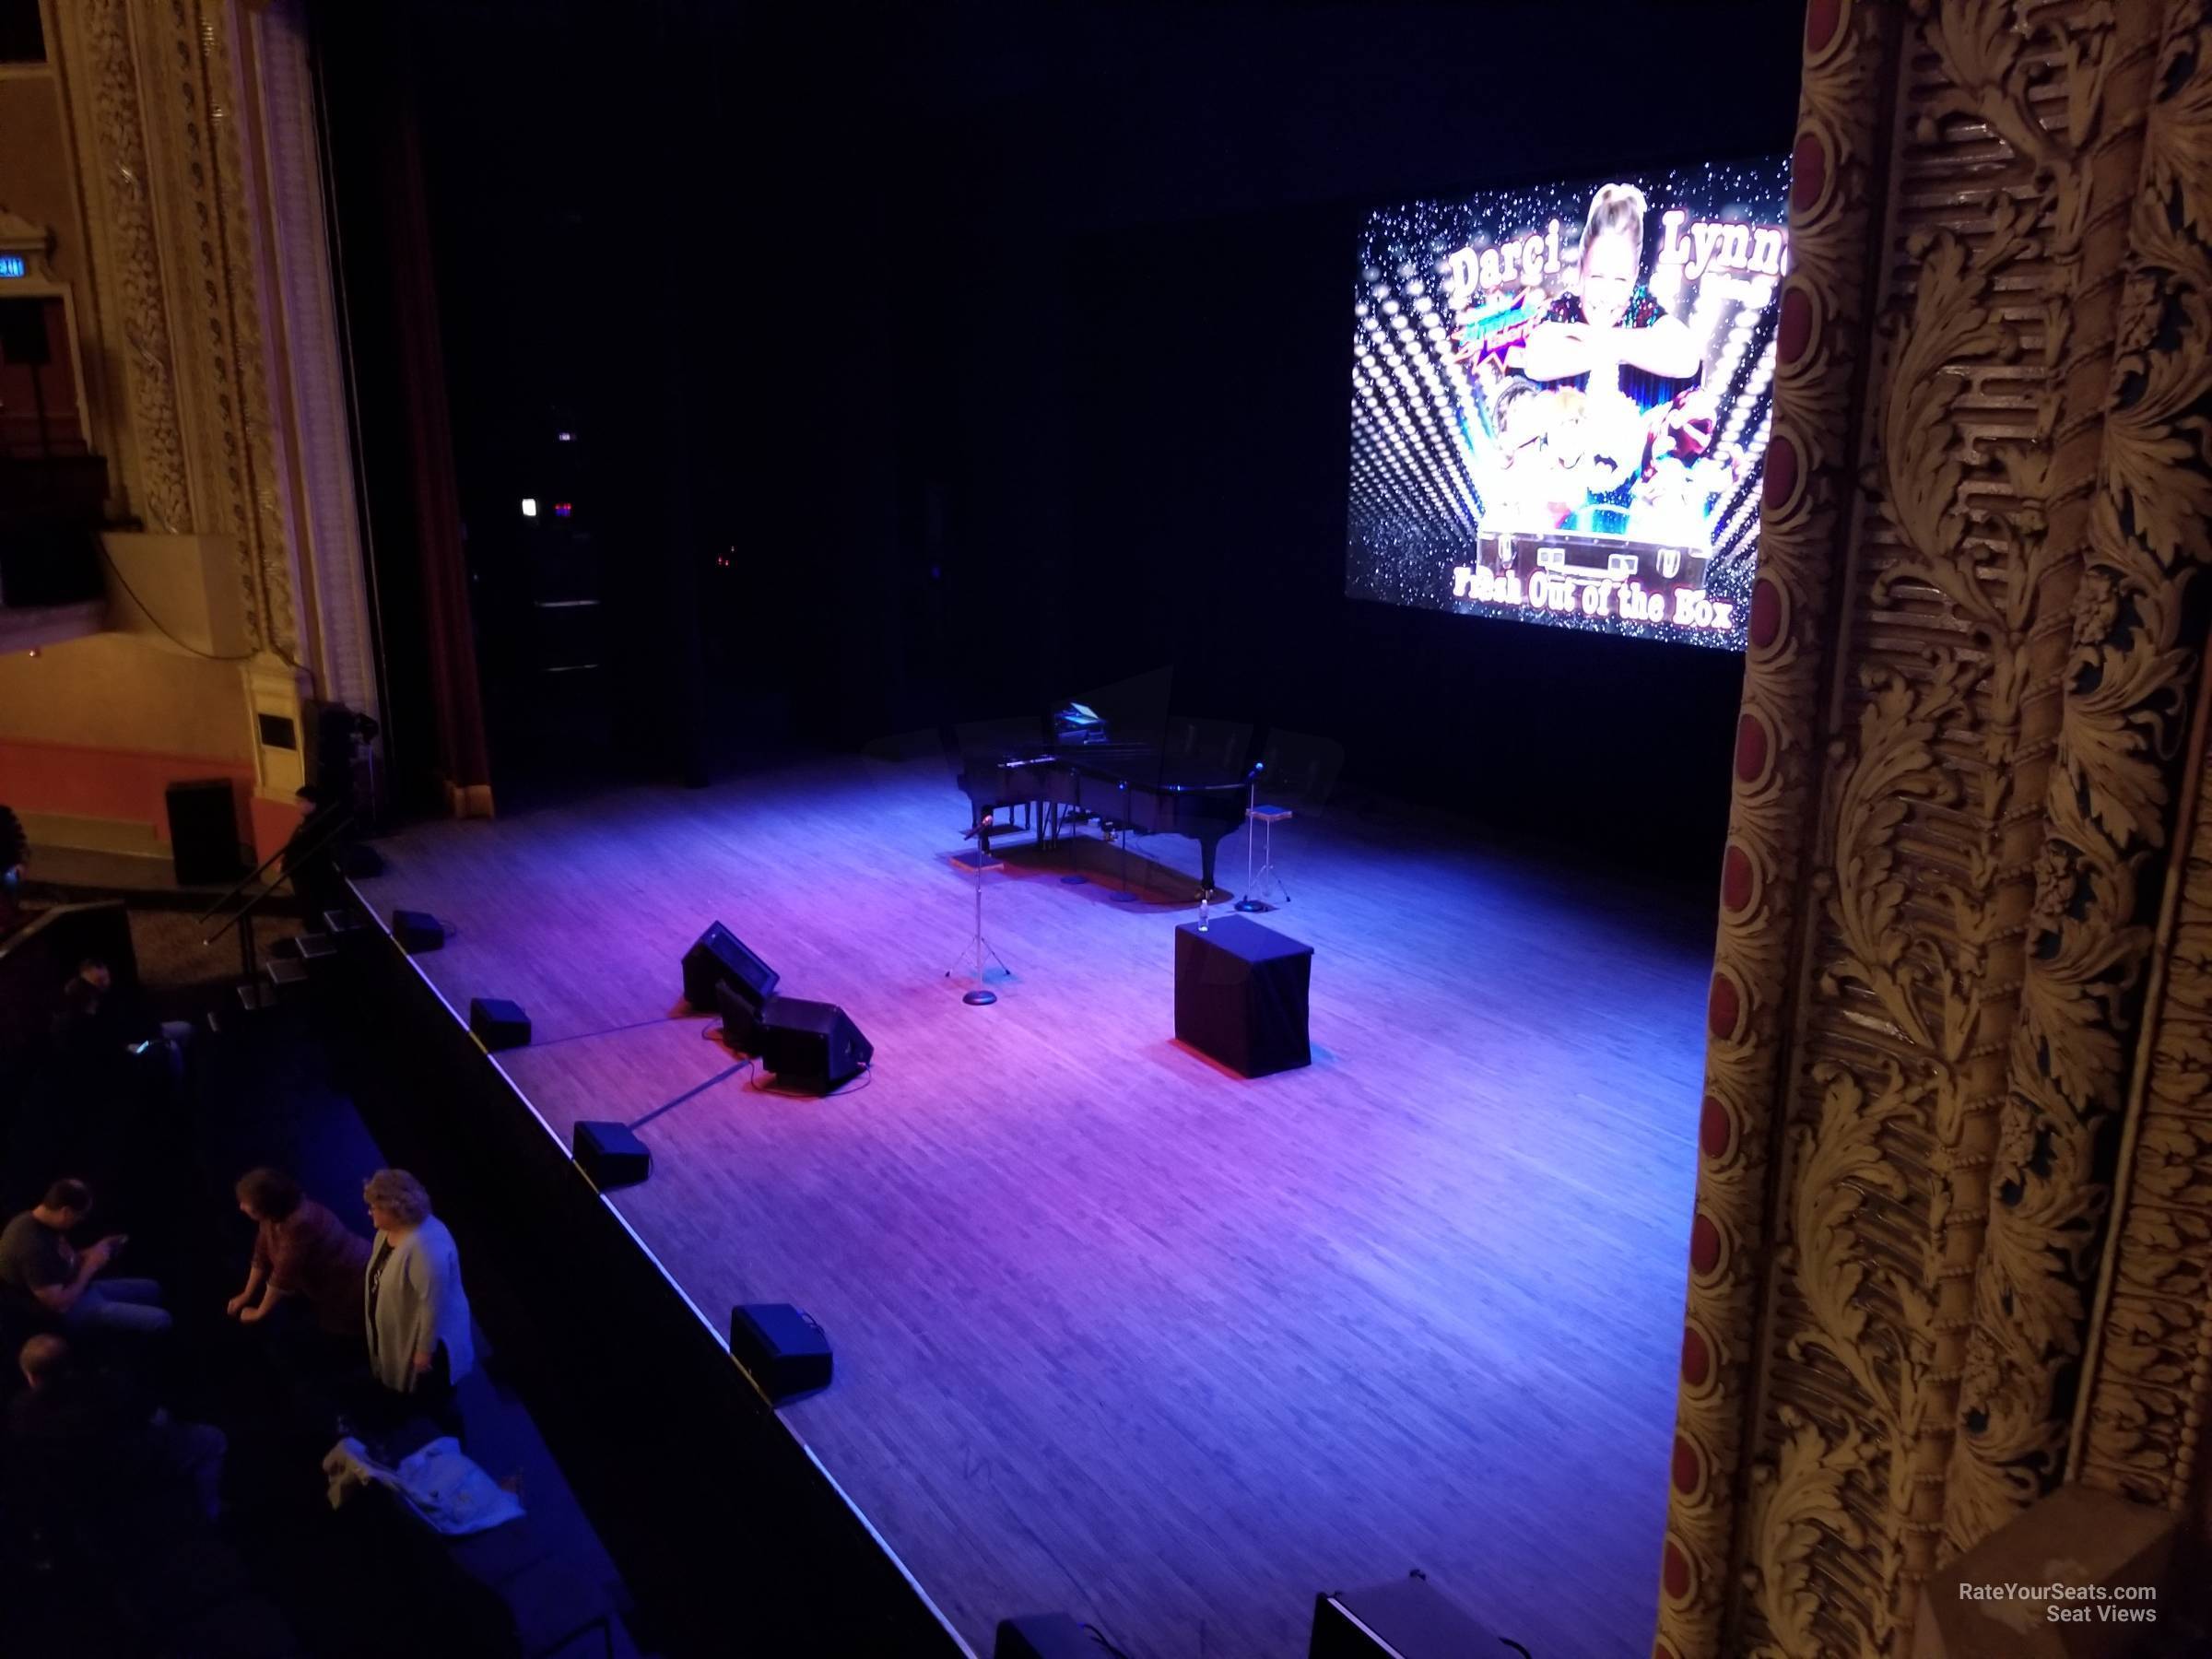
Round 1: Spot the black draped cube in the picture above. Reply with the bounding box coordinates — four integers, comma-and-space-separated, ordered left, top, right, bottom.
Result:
1174, 914, 1312, 1077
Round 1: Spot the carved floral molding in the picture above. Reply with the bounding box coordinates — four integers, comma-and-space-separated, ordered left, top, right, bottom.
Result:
1662, 2, 2212, 1654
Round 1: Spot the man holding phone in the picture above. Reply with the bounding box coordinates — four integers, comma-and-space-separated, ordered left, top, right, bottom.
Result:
53, 958, 194, 1085
0, 1178, 171, 1338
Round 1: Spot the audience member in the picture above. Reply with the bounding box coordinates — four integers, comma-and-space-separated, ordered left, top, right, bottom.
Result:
52, 957, 193, 1081
229, 1167, 371, 1348
6, 1333, 224, 1523
0, 1179, 171, 1338
362, 1170, 474, 1432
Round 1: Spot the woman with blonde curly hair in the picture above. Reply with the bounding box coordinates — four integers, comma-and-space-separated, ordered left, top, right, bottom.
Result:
361, 1169, 475, 1426
1523, 182, 1700, 395
1520, 182, 1704, 535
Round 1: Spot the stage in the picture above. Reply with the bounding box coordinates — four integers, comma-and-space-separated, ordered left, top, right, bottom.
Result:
350, 753, 1713, 1657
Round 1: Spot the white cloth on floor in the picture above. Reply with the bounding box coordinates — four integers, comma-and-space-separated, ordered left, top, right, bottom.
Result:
322, 1435, 524, 1535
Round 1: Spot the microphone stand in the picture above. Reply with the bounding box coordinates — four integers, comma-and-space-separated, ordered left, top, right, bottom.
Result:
947, 811, 1009, 1006
1236, 759, 1267, 913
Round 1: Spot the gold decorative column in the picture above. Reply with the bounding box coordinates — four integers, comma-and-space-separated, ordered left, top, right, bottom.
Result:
1657, 3, 1904, 1653
18, 0, 374, 855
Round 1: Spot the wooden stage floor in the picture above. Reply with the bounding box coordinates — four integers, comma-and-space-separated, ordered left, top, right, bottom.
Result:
354, 756, 1715, 1657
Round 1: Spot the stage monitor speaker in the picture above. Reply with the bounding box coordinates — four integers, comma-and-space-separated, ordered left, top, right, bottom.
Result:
469, 997, 531, 1050
759, 997, 873, 1093
392, 909, 446, 954
335, 842, 384, 878
994, 1614, 1099, 1659
681, 920, 780, 1015
714, 979, 764, 1053
164, 779, 243, 887
729, 1302, 832, 1402
573, 1120, 651, 1189
1310, 1574, 1510, 1659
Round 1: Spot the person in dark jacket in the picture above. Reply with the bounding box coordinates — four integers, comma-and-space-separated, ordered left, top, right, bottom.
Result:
229, 1167, 371, 1351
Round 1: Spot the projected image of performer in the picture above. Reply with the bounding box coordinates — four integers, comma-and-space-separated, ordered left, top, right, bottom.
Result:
1633, 383, 1729, 546
1522, 183, 1701, 535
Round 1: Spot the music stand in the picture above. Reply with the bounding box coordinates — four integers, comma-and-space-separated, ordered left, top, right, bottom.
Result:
1238, 795, 1292, 912
1112, 812, 1141, 902
1235, 728, 1342, 912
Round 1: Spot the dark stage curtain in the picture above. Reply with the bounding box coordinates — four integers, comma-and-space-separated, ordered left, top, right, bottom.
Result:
381, 107, 493, 815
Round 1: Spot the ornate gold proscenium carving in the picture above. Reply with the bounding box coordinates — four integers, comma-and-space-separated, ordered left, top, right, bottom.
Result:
1950, 0, 2212, 1556
2051, 4, 2212, 1528
1661, 1, 2212, 1653
1654, 3, 1903, 1655
52, 0, 307, 659
76, 0, 194, 535
197, 0, 301, 662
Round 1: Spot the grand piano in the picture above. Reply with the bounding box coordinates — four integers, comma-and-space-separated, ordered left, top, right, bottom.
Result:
956, 710, 1252, 899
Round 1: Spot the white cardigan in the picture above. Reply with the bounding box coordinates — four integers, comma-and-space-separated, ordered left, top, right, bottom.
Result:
364, 1216, 476, 1393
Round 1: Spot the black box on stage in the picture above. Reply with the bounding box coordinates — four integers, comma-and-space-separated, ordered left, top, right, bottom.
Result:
468, 996, 531, 1050
714, 978, 764, 1053
165, 779, 244, 886
681, 920, 780, 1015
392, 909, 446, 954
759, 997, 873, 1092
729, 1302, 832, 1402
573, 1120, 651, 1189
1310, 1575, 1506, 1658
1174, 915, 1312, 1078
994, 1612, 1095, 1659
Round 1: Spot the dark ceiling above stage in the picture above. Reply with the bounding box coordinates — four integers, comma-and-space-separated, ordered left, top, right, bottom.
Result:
324, 0, 1800, 867
767, 1, 1799, 229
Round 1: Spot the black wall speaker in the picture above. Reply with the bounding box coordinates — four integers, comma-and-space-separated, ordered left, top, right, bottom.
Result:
0, 298, 53, 367
681, 921, 780, 1014
164, 779, 243, 886
573, 1120, 651, 1188
728, 1302, 832, 1402
469, 997, 531, 1050
759, 997, 873, 1092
